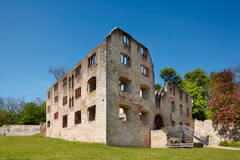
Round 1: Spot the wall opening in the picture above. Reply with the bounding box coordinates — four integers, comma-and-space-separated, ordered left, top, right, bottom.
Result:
155, 92, 161, 108
119, 105, 130, 122
88, 53, 96, 67
140, 84, 149, 100
180, 104, 183, 115
75, 111, 81, 124
47, 121, 50, 127
140, 110, 149, 125
88, 77, 96, 93
88, 105, 96, 121
63, 115, 68, 128
153, 114, 164, 130
119, 77, 131, 93
171, 101, 175, 113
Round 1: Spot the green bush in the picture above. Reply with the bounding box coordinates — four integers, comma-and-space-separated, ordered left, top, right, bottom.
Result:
219, 140, 240, 147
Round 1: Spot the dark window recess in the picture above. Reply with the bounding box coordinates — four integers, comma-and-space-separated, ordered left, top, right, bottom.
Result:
75, 111, 81, 124
69, 97, 74, 107
54, 112, 58, 120
63, 77, 67, 87
88, 77, 96, 92
47, 92, 50, 99
170, 87, 172, 95
122, 35, 130, 46
72, 75, 74, 88
63, 96, 67, 105
63, 115, 68, 128
68, 75, 74, 89
69, 98, 72, 108
47, 121, 50, 127
72, 96, 74, 106
186, 94, 189, 103
141, 65, 149, 77
54, 95, 58, 102
171, 101, 175, 113
75, 87, 81, 99
140, 47, 147, 59
140, 85, 149, 100
120, 54, 131, 67
88, 53, 96, 67
180, 90, 183, 100
187, 108, 189, 117
140, 111, 149, 125
173, 86, 176, 96
88, 105, 96, 121
75, 65, 82, 77
54, 83, 58, 91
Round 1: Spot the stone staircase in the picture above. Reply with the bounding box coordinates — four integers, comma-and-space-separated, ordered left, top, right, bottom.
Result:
167, 143, 194, 148
165, 125, 208, 148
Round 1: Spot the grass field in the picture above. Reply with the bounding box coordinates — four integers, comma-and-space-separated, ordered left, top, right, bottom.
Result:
0, 135, 240, 160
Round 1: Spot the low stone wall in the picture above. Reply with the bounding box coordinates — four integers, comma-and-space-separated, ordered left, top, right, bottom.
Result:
0, 125, 40, 136
194, 120, 240, 146
40, 122, 46, 137
151, 130, 167, 148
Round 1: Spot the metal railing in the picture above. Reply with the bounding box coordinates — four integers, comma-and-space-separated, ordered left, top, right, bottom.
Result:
165, 125, 208, 145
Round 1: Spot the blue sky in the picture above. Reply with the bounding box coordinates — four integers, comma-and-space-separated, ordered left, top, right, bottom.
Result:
0, 0, 239, 102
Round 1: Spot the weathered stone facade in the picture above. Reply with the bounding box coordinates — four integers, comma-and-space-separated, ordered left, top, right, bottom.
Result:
195, 120, 240, 146
46, 28, 193, 147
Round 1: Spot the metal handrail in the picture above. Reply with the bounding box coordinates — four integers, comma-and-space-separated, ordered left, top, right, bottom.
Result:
165, 125, 208, 145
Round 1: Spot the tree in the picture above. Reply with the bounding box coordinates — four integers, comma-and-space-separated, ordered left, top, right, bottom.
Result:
184, 68, 210, 98
160, 68, 182, 86
22, 102, 46, 125
179, 80, 208, 120
154, 84, 161, 90
208, 69, 240, 126
49, 65, 66, 80
0, 97, 4, 111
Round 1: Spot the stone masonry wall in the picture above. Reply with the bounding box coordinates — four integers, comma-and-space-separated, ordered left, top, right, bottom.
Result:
46, 40, 107, 143
195, 120, 240, 146
0, 125, 39, 136
106, 29, 155, 147
151, 130, 167, 148
158, 83, 194, 129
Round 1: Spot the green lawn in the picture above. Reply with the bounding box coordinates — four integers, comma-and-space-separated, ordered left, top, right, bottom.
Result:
0, 135, 239, 160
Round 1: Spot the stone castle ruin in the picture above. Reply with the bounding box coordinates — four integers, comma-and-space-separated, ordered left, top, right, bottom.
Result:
46, 28, 194, 147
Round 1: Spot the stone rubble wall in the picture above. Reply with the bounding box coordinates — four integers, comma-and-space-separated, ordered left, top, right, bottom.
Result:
194, 120, 240, 146
40, 122, 46, 137
0, 125, 40, 136
150, 130, 167, 148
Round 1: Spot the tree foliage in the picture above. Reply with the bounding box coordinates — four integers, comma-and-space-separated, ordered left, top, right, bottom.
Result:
0, 97, 46, 126
160, 68, 182, 86
208, 69, 240, 126
22, 102, 46, 125
154, 84, 161, 90
179, 80, 208, 120
184, 68, 210, 99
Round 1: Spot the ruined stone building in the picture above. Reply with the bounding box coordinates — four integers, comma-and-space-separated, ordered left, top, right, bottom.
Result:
46, 28, 193, 147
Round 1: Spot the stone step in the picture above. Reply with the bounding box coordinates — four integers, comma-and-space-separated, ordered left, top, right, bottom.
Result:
167, 143, 194, 148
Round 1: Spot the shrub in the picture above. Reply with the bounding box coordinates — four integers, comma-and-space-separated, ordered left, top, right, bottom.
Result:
219, 140, 240, 147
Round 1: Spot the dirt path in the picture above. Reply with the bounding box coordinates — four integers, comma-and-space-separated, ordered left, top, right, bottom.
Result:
207, 146, 240, 151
